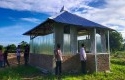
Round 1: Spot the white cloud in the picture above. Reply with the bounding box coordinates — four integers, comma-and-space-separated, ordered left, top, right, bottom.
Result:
72, 0, 125, 38
0, 0, 92, 14
0, 0, 125, 39
21, 17, 41, 23
118, 30, 125, 39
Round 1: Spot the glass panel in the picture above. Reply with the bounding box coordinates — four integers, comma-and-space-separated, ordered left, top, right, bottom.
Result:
30, 33, 54, 55
63, 34, 71, 54
78, 35, 91, 53
96, 34, 102, 53
96, 31, 106, 53
63, 26, 71, 55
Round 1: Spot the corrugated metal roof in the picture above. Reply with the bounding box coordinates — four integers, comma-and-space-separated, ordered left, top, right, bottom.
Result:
23, 11, 113, 35
49, 11, 110, 29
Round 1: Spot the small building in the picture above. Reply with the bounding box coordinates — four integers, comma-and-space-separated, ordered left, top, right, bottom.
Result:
23, 10, 113, 73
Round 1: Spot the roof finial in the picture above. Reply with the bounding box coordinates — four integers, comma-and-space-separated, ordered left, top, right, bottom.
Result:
60, 6, 64, 12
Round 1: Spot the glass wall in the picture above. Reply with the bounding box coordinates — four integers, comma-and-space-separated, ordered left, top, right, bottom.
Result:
89, 29, 107, 53
63, 26, 71, 55
30, 33, 54, 55
78, 35, 91, 53
96, 31, 106, 53
63, 34, 71, 54
96, 34, 102, 53
77, 29, 107, 53
63, 26, 77, 55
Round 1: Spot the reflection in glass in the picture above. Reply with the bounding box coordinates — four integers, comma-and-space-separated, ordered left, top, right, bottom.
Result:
63, 34, 70, 54
30, 34, 54, 55
96, 34, 102, 53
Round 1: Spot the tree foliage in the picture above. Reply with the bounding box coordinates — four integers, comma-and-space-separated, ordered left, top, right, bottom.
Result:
0, 41, 29, 53
20, 41, 28, 52
121, 43, 125, 51
109, 31, 123, 52
7, 44, 16, 53
0, 45, 3, 51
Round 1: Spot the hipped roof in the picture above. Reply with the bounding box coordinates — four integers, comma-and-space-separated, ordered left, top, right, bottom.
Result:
23, 11, 113, 35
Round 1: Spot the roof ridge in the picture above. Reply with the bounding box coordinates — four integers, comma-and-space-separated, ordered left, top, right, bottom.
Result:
49, 10, 67, 19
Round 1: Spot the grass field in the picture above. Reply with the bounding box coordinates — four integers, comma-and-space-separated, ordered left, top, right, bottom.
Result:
0, 52, 125, 80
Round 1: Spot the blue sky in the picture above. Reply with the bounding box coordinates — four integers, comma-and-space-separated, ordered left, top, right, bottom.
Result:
0, 0, 125, 46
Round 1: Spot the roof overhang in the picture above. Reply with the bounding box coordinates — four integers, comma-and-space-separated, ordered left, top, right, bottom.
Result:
23, 11, 115, 36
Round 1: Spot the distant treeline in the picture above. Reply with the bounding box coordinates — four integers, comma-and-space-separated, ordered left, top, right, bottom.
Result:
0, 41, 29, 53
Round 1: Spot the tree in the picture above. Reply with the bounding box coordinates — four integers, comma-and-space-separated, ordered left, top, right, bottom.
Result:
0, 45, 3, 48
20, 41, 28, 52
121, 43, 125, 51
8, 44, 16, 53
108, 31, 123, 52
0, 45, 3, 50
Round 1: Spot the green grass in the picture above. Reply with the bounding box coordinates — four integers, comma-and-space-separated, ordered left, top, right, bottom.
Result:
0, 54, 125, 80
0, 65, 41, 80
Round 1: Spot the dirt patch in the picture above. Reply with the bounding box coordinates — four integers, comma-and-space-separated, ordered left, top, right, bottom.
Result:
8, 53, 24, 66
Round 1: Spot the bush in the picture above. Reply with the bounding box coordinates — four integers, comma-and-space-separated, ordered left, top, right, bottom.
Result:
111, 51, 125, 58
